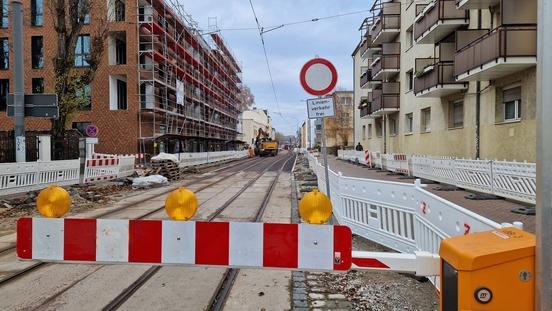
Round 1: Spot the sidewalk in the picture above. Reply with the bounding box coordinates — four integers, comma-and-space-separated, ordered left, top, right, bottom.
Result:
325, 155, 536, 233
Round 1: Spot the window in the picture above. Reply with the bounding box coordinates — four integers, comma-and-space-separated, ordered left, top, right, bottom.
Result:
0, 79, 8, 111
421, 108, 431, 133
375, 118, 383, 137
74, 35, 90, 67
449, 101, 464, 128
116, 38, 126, 64
117, 79, 127, 110
31, 36, 44, 69
0, 38, 8, 70
389, 116, 397, 136
406, 70, 413, 92
503, 86, 521, 121
0, 0, 8, 28
362, 125, 366, 140
368, 124, 372, 138
77, 84, 92, 110
78, 0, 90, 24
405, 113, 413, 134
31, 0, 43, 26
115, 0, 125, 21
32, 78, 44, 93
406, 26, 413, 49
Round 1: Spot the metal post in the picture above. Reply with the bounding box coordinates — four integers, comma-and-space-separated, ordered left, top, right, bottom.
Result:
12, 0, 25, 162
320, 117, 331, 199
536, 0, 552, 309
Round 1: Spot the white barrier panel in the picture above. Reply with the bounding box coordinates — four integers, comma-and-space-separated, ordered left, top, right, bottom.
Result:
83, 158, 120, 183
339, 152, 537, 204
306, 153, 504, 257
117, 156, 136, 178
0, 160, 80, 196
177, 150, 248, 168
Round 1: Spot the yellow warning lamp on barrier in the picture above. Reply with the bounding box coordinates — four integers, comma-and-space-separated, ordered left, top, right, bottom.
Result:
298, 189, 332, 224
165, 187, 198, 221
36, 186, 72, 218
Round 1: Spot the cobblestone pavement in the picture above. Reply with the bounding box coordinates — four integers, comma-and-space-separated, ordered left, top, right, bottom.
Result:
292, 154, 439, 311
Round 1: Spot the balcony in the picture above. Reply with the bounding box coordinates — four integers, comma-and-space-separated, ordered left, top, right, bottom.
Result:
455, 26, 537, 81
414, 0, 468, 44
360, 69, 373, 89
371, 43, 400, 81
371, 2, 401, 44
456, 0, 499, 10
371, 82, 400, 116
360, 35, 382, 59
359, 93, 373, 119
414, 59, 467, 97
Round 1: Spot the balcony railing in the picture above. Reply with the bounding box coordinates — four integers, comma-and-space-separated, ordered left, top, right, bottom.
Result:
414, 59, 466, 96
454, 25, 537, 78
414, 0, 468, 42
360, 105, 371, 118
455, 0, 499, 10
371, 43, 400, 80
360, 69, 372, 88
371, 82, 400, 114
371, 2, 401, 43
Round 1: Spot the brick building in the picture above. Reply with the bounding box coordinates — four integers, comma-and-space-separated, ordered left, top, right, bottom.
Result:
0, 0, 243, 155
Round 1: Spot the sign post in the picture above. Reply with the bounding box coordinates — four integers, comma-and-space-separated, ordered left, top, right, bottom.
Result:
300, 58, 338, 199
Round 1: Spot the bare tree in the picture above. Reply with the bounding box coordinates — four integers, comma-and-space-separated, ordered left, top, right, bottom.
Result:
237, 85, 254, 112
48, 0, 109, 138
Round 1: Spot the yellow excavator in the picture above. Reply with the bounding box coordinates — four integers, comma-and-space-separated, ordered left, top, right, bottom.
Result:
254, 127, 278, 157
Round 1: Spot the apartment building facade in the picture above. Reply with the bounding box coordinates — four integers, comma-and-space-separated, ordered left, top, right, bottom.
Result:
314, 91, 354, 149
0, 0, 244, 155
353, 0, 537, 162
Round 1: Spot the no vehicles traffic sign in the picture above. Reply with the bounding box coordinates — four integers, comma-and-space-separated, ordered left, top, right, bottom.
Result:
300, 58, 338, 96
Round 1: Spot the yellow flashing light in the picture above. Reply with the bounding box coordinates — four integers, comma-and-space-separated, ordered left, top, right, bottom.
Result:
298, 189, 332, 224
36, 186, 72, 218
165, 187, 198, 221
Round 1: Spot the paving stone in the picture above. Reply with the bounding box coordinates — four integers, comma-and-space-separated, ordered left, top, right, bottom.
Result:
292, 308, 308, 311
307, 280, 319, 286
293, 300, 308, 308
293, 281, 306, 288
309, 287, 328, 293
306, 275, 318, 280
293, 287, 307, 295
311, 300, 326, 307
328, 293, 346, 299
308, 293, 325, 299
293, 275, 306, 282
293, 293, 307, 300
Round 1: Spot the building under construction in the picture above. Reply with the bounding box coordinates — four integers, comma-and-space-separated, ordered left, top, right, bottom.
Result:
0, 0, 244, 155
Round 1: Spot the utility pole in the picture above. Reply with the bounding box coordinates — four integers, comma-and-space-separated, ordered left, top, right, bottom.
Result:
12, 0, 25, 162
536, 0, 552, 309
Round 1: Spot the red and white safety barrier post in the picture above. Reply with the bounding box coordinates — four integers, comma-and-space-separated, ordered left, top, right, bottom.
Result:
351, 251, 440, 276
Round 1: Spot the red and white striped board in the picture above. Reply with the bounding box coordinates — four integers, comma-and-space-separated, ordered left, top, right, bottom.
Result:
83, 158, 120, 183
17, 218, 353, 271
351, 251, 440, 276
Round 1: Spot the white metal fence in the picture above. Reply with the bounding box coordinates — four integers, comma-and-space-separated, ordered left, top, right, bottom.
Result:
337, 150, 536, 204
0, 160, 80, 196
306, 152, 509, 256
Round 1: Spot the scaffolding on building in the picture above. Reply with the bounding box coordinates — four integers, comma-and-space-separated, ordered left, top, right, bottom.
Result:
136, 0, 244, 156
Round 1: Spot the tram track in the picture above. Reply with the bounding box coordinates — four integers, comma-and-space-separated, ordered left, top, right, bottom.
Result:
101, 153, 296, 311
0, 155, 268, 288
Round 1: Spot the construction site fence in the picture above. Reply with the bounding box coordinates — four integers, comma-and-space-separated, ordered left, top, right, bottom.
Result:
304, 151, 517, 287
337, 150, 536, 204
174, 150, 249, 168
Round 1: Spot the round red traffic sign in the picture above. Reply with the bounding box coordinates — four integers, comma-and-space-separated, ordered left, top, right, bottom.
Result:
300, 58, 338, 96
85, 124, 98, 138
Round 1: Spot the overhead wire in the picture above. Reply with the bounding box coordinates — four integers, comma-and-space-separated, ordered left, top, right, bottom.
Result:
247, 0, 283, 117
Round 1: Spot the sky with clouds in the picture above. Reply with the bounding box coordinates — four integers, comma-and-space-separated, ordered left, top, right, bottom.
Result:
180, 0, 371, 135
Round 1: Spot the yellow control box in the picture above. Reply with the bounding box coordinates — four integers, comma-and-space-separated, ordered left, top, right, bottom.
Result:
439, 227, 535, 311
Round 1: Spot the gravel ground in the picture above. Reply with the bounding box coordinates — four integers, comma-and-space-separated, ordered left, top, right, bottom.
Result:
293, 153, 439, 311
0, 182, 137, 236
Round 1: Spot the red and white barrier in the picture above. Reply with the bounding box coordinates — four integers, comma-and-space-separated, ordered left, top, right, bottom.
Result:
17, 218, 353, 272
83, 158, 120, 183
352, 251, 440, 276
